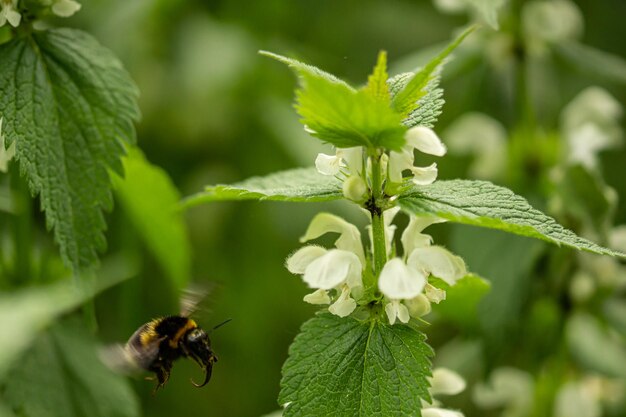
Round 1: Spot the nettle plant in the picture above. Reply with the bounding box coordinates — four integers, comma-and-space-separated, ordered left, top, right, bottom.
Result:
185, 27, 625, 416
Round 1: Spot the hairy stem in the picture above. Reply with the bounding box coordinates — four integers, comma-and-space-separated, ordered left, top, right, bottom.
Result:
368, 153, 387, 276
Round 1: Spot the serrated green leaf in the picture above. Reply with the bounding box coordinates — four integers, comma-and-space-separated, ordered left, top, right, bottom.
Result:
262, 51, 407, 150
391, 26, 475, 118
388, 72, 444, 129
0, 273, 129, 377
112, 147, 190, 291
553, 41, 626, 85
363, 51, 390, 103
0, 29, 139, 273
431, 274, 491, 330
182, 167, 343, 208
3, 318, 139, 417
398, 180, 625, 258
259, 51, 352, 89
279, 313, 433, 417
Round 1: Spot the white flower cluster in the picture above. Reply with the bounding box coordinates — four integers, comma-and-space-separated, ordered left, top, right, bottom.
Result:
314, 126, 448, 201
286, 209, 466, 324
0, 0, 81, 28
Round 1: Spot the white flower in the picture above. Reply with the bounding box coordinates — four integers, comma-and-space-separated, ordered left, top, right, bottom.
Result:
0, 0, 21, 28
287, 213, 366, 317
408, 246, 467, 286
554, 381, 601, 417
315, 146, 363, 176
389, 126, 446, 185
51, 0, 81, 17
401, 215, 446, 257
378, 258, 427, 324
0, 118, 17, 173
300, 212, 365, 264
422, 368, 466, 417
473, 367, 534, 417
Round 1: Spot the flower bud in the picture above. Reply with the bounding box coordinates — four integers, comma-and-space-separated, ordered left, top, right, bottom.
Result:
342, 175, 367, 202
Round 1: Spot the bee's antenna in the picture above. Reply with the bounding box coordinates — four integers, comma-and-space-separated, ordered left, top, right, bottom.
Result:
210, 318, 232, 332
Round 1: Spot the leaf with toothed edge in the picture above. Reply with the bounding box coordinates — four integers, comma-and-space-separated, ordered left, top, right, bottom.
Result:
398, 179, 626, 258
182, 167, 343, 208
279, 313, 433, 417
0, 28, 140, 273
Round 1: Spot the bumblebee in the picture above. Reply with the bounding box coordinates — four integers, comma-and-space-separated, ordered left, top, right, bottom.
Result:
102, 288, 230, 392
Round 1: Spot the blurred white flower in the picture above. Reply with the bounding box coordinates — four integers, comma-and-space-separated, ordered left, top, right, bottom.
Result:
554, 381, 600, 417
444, 112, 507, 180
522, 0, 583, 50
422, 368, 466, 417
388, 126, 446, 185
473, 367, 534, 417
0, 0, 21, 28
561, 87, 623, 168
51, 0, 81, 17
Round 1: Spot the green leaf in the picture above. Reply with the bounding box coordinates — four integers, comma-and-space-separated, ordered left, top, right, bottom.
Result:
112, 147, 190, 291
0, 273, 129, 377
0, 29, 140, 273
553, 41, 626, 85
391, 26, 475, 118
259, 51, 352, 89
398, 180, 625, 258
388, 72, 444, 129
431, 274, 491, 330
363, 51, 390, 103
182, 167, 343, 208
262, 51, 407, 150
279, 313, 433, 417
3, 318, 139, 417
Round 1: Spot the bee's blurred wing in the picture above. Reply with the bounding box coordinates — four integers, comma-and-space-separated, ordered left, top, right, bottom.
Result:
180, 283, 212, 317
99, 344, 142, 375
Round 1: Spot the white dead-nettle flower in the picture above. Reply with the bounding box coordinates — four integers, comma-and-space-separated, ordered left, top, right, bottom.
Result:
0, 0, 21, 27
473, 367, 534, 417
388, 126, 446, 186
379, 214, 466, 324
315, 146, 363, 176
421, 368, 467, 417
51, 0, 81, 17
286, 213, 365, 317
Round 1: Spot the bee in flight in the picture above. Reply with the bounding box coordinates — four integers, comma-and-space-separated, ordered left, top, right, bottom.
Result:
102, 287, 231, 392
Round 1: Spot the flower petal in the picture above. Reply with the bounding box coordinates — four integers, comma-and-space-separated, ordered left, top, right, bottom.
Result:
422, 408, 464, 417
337, 147, 363, 175
384, 300, 410, 325
388, 147, 414, 183
285, 245, 327, 274
430, 368, 466, 396
52, 0, 82, 17
328, 286, 357, 317
408, 246, 467, 285
315, 153, 343, 175
425, 284, 446, 304
401, 215, 445, 257
404, 294, 431, 318
411, 163, 438, 185
303, 249, 360, 290
378, 258, 427, 300
405, 126, 447, 156
300, 213, 365, 263
303, 289, 331, 305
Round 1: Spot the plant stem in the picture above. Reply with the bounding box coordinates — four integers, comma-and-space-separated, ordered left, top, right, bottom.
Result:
368, 152, 387, 276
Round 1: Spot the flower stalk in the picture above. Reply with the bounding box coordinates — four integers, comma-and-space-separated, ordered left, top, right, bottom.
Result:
368, 151, 389, 276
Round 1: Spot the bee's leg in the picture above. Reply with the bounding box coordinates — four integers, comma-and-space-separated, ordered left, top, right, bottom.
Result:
150, 363, 172, 395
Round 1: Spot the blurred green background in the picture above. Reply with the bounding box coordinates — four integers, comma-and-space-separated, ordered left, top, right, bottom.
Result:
2, 0, 626, 416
